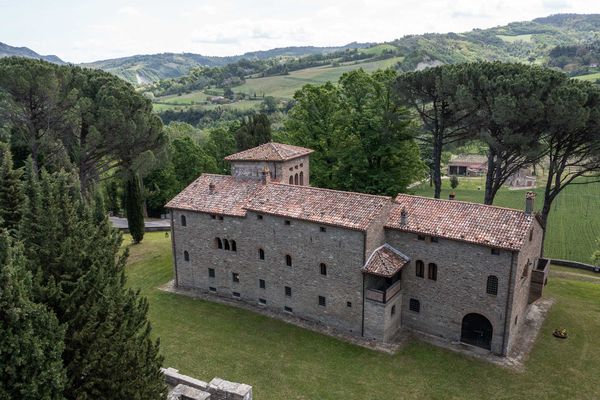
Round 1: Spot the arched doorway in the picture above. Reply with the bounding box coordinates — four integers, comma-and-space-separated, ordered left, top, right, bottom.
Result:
461, 313, 493, 350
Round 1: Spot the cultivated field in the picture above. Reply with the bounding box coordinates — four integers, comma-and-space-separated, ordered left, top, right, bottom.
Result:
575, 72, 600, 82
125, 232, 600, 400
411, 177, 600, 264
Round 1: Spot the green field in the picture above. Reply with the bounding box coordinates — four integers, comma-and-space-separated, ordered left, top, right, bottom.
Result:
575, 72, 600, 82
496, 34, 535, 43
125, 232, 600, 400
411, 177, 600, 264
359, 44, 398, 56
235, 56, 403, 99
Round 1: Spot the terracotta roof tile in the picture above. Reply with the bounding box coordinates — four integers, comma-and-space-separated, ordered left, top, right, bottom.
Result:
245, 184, 391, 231
165, 174, 263, 217
224, 142, 314, 162
362, 244, 410, 277
386, 194, 534, 251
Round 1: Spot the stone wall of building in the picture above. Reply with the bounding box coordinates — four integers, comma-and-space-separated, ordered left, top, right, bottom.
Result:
172, 208, 367, 335
363, 291, 403, 341
505, 217, 544, 353
229, 156, 310, 186
384, 229, 513, 354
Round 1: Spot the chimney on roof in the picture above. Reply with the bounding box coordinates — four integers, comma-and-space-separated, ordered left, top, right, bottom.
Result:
261, 165, 270, 185
400, 207, 408, 226
525, 191, 536, 215
209, 182, 215, 194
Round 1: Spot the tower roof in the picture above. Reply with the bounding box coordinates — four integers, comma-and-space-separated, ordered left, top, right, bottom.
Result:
224, 142, 314, 162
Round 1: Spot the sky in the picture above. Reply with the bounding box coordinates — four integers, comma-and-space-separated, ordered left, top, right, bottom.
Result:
1, 0, 600, 63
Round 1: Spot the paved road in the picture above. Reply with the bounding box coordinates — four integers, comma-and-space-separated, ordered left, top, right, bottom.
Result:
109, 216, 171, 231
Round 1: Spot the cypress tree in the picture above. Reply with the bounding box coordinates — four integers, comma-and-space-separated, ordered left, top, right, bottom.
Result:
18, 170, 166, 400
0, 230, 65, 400
0, 143, 24, 234
124, 173, 145, 244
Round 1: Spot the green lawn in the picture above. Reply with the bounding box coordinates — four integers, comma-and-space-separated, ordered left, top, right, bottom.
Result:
575, 72, 600, 82
411, 177, 600, 264
125, 232, 600, 400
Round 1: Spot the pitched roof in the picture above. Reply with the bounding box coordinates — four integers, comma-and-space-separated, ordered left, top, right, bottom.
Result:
386, 194, 534, 251
165, 174, 263, 217
224, 142, 314, 162
244, 184, 391, 231
362, 244, 410, 277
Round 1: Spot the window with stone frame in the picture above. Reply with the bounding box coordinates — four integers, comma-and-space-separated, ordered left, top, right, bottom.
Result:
232, 272, 240, 283
231, 240, 237, 252
183, 250, 189, 262
415, 260, 424, 278
285, 286, 292, 297
208, 268, 215, 278
223, 239, 230, 250
181, 215, 187, 226
286, 254, 292, 266
259, 279, 266, 289
486, 275, 498, 295
409, 298, 420, 313
318, 296, 326, 306
216, 238, 223, 249
428, 263, 437, 281
258, 248, 265, 260
491, 248, 500, 255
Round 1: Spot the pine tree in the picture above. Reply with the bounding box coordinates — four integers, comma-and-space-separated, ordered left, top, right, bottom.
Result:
18, 170, 166, 400
0, 230, 65, 400
124, 173, 145, 244
0, 143, 24, 234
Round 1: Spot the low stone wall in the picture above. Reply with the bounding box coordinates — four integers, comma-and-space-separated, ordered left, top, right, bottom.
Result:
163, 367, 252, 400
547, 258, 600, 273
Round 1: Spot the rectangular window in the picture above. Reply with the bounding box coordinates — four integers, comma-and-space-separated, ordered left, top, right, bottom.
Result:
347, 301, 352, 308
285, 286, 292, 297
318, 296, 326, 306
417, 235, 426, 241
259, 279, 266, 289
257, 214, 263, 220
208, 268, 215, 278
284, 306, 293, 313
409, 298, 420, 313
391, 305, 396, 316
209, 287, 217, 292
431, 236, 439, 243
211, 215, 216, 220
320, 264, 327, 276
259, 298, 267, 305
232, 272, 240, 283
491, 248, 500, 255
232, 292, 240, 298
320, 226, 326, 232
284, 220, 291, 225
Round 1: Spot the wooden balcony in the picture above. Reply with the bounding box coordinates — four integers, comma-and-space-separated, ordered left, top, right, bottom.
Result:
366, 280, 401, 303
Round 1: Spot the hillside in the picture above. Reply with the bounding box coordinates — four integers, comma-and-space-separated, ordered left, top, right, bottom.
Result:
81, 43, 372, 85
151, 13, 600, 116
0, 41, 64, 64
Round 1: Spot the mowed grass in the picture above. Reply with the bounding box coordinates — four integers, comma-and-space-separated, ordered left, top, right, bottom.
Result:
496, 34, 535, 43
575, 72, 600, 82
125, 232, 600, 400
411, 177, 600, 264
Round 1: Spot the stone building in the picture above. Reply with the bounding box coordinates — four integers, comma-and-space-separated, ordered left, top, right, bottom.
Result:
166, 142, 548, 356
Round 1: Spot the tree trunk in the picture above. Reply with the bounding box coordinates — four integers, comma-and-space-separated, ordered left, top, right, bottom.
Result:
432, 140, 443, 199
484, 149, 496, 205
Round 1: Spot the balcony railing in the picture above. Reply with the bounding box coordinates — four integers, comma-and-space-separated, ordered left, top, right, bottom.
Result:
366, 280, 401, 303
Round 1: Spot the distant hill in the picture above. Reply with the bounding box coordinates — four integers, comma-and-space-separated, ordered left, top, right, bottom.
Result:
0, 42, 64, 64
80, 43, 372, 85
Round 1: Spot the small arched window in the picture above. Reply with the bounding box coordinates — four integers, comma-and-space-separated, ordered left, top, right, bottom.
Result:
428, 263, 437, 281
299, 171, 304, 185
258, 248, 265, 260
415, 260, 424, 278
181, 215, 187, 226
320, 263, 327, 275
184, 250, 189, 261
231, 240, 236, 252
285, 254, 292, 267
289, 176, 293, 184
294, 173, 299, 185
486, 275, 498, 295
216, 238, 222, 249
223, 239, 230, 251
